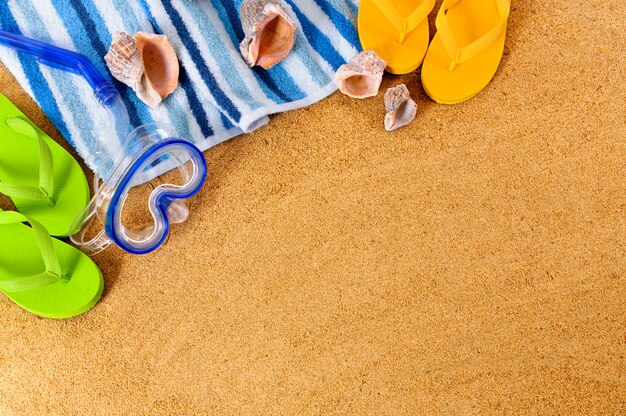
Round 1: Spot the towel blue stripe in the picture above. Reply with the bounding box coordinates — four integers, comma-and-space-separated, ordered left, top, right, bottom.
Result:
314, 0, 360, 48
256, 65, 306, 102
137, 0, 215, 138
293, 30, 332, 87
346, 0, 358, 19
109, 0, 145, 32
285, 0, 346, 71
0, 2, 72, 146
159, 0, 242, 123
220, 111, 234, 130
178, 66, 215, 138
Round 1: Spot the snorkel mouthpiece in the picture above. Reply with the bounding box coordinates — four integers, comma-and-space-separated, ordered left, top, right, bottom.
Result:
0, 31, 207, 255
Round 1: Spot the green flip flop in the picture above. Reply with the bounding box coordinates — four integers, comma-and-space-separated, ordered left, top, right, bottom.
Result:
0, 93, 90, 237
0, 210, 103, 318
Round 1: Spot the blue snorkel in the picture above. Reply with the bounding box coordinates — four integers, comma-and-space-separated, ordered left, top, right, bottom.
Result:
0, 30, 118, 101
0, 29, 130, 147
0, 30, 207, 255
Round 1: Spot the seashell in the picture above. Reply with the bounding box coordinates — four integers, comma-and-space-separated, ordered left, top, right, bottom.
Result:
335, 50, 387, 99
135, 33, 179, 107
384, 84, 417, 131
105, 32, 179, 108
104, 32, 143, 88
239, 0, 297, 69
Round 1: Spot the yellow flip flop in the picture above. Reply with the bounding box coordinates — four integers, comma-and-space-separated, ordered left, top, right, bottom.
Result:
421, 0, 511, 104
358, 0, 436, 74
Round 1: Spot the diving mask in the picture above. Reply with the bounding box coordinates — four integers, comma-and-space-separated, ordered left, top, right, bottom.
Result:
0, 30, 207, 254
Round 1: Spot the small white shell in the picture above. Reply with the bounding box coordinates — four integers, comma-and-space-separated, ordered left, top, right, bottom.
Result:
384, 84, 417, 131
105, 32, 179, 108
335, 50, 387, 99
240, 0, 297, 69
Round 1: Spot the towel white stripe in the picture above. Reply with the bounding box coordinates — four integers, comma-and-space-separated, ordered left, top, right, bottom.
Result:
288, 33, 336, 90
292, 0, 358, 62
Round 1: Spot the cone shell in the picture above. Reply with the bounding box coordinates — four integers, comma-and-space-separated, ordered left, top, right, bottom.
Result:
384, 84, 417, 131
335, 50, 387, 99
239, 0, 297, 69
105, 32, 179, 108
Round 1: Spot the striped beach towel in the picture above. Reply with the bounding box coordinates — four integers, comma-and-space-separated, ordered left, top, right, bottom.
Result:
0, 0, 360, 179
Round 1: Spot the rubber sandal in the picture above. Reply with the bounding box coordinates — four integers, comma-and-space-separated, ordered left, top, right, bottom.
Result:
421, 0, 511, 104
0, 93, 90, 237
0, 210, 103, 318
358, 0, 436, 74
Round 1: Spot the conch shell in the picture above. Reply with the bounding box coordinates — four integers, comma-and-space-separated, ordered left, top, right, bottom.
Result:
384, 84, 417, 131
239, 0, 297, 69
105, 32, 179, 108
335, 50, 387, 99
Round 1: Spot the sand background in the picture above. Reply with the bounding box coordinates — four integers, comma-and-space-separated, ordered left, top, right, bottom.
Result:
0, 0, 624, 414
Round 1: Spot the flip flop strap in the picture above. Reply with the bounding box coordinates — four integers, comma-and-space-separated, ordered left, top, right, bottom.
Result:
436, 0, 510, 71
0, 211, 67, 293
0, 117, 55, 206
372, 0, 436, 43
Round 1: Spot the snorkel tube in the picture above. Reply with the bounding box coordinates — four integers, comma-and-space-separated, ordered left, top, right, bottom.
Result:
0, 30, 129, 141
0, 30, 207, 255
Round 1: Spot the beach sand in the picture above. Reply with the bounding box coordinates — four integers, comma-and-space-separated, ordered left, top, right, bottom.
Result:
0, 0, 624, 414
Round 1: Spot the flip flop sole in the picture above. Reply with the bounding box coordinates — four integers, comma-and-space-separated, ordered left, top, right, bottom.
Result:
359, 0, 431, 75
421, 0, 508, 104
0, 221, 103, 319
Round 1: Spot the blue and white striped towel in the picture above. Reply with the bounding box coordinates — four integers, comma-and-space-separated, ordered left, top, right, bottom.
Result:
0, 0, 361, 179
